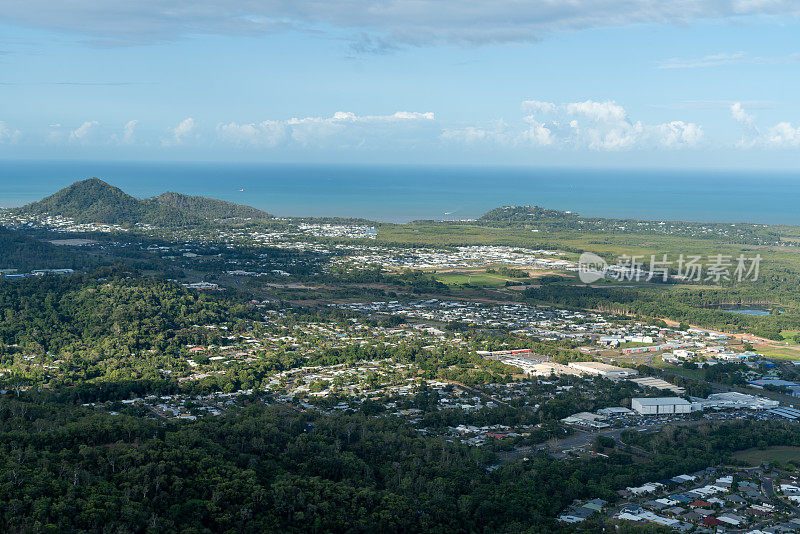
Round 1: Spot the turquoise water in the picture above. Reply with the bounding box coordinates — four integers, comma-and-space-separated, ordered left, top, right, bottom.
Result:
2, 160, 800, 224
723, 308, 772, 316
717, 306, 773, 316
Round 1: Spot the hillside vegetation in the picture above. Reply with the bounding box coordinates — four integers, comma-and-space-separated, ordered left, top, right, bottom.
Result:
154, 191, 272, 220
17, 178, 271, 227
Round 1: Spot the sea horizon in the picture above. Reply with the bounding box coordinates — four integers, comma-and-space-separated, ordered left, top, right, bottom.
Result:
3, 159, 800, 225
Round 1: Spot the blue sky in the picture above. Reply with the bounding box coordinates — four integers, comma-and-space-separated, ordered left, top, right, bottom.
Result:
1, 1, 800, 167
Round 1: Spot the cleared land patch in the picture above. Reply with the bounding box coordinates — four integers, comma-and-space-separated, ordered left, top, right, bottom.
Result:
733, 446, 800, 466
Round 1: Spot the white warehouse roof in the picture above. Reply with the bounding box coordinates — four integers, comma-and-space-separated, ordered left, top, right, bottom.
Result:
633, 397, 691, 406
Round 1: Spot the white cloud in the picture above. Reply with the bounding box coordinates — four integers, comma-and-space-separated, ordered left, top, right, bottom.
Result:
765, 122, 800, 147
658, 51, 800, 69
443, 100, 703, 151
521, 119, 554, 146
68, 120, 100, 143
110, 119, 140, 145
728, 102, 800, 148
731, 102, 755, 125
441, 120, 522, 146
659, 52, 749, 69
651, 121, 705, 147
166, 117, 196, 145
121, 119, 138, 144
0, 121, 21, 143
521, 100, 557, 115
217, 120, 288, 147
566, 100, 628, 123
217, 111, 435, 148
386, 111, 435, 120
2, 1, 800, 48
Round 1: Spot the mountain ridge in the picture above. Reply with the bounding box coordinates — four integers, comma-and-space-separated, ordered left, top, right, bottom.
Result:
154, 191, 271, 220
16, 178, 272, 226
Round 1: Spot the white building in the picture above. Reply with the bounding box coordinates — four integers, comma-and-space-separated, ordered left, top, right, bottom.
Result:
631, 397, 692, 415
561, 412, 610, 429
597, 406, 633, 416
698, 392, 779, 410
626, 482, 664, 495
567, 361, 639, 379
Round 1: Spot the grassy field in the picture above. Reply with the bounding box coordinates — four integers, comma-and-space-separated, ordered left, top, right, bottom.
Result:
658, 362, 707, 381
434, 272, 521, 288
435, 272, 501, 287
754, 344, 800, 362
780, 330, 800, 345
733, 446, 800, 467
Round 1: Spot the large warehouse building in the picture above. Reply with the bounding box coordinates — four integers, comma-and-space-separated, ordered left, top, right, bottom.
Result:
698, 392, 779, 411
631, 397, 692, 415
567, 361, 639, 379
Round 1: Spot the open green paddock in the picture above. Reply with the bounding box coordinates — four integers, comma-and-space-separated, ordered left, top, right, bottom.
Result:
733, 446, 800, 467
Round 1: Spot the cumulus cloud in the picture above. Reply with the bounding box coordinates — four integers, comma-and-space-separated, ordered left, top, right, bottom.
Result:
650, 121, 705, 147
443, 100, 703, 151
2, 1, 799, 48
121, 119, 138, 144
765, 122, 800, 147
731, 102, 755, 126
731, 102, 800, 148
109, 119, 140, 145
68, 121, 100, 143
0, 121, 21, 143
520, 118, 554, 146
566, 100, 628, 123
217, 121, 287, 147
217, 110, 435, 148
166, 117, 196, 145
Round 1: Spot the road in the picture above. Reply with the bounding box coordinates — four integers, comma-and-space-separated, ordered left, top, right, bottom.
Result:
762, 474, 800, 516
496, 421, 695, 463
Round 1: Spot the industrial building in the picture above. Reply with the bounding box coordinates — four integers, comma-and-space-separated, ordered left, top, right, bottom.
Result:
628, 377, 686, 395
769, 407, 800, 420
631, 397, 692, 415
597, 406, 633, 416
561, 412, 610, 429
749, 378, 800, 397
567, 361, 639, 379
503, 360, 581, 377
632, 392, 778, 415
697, 392, 779, 411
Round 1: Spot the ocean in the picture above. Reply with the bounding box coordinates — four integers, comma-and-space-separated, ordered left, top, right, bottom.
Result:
2, 159, 800, 224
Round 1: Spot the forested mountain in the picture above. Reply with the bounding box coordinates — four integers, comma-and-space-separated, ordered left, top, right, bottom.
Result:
17, 178, 195, 226
154, 191, 271, 219
16, 178, 271, 227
